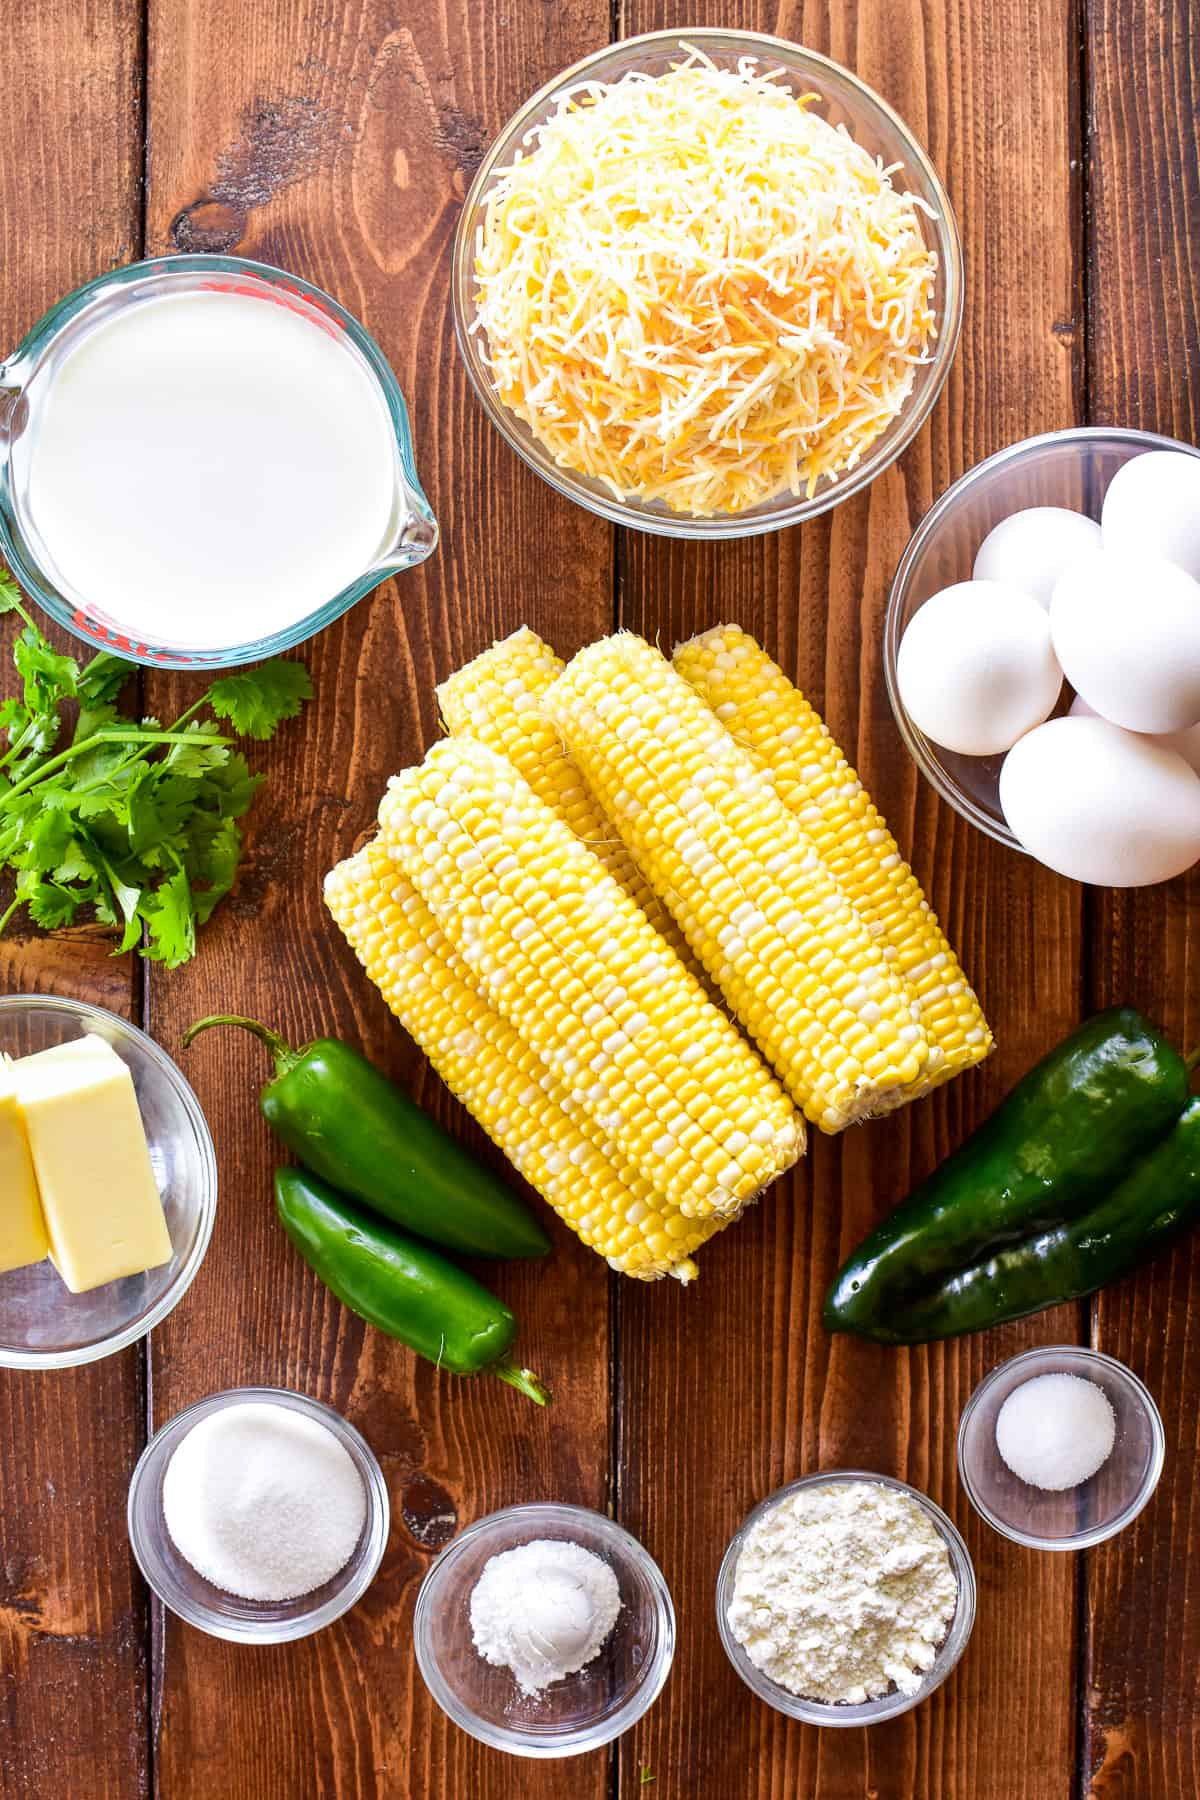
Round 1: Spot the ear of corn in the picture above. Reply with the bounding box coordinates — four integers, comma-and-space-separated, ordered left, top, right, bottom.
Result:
378, 736, 804, 1215
325, 840, 729, 1280
673, 625, 993, 1093
543, 633, 930, 1133
437, 627, 696, 971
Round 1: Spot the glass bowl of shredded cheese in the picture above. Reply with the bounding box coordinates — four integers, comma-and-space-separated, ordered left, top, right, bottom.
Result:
453, 30, 961, 537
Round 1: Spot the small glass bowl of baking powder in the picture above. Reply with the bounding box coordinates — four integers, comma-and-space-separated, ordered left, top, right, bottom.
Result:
127, 1386, 390, 1643
414, 1502, 675, 1757
716, 1471, 976, 1727
957, 1346, 1165, 1550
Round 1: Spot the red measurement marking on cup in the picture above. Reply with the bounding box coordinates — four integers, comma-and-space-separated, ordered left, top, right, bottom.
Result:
196, 277, 343, 341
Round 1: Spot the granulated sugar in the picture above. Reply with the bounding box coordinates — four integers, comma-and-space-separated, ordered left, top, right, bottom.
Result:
162, 1400, 366, 1602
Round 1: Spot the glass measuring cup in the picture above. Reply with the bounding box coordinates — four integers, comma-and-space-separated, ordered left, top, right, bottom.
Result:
0, 254, 438, 669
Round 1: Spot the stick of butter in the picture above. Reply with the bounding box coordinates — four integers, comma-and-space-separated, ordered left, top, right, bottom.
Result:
12, 1039, 172, 1293
0, 1059, 49, 1275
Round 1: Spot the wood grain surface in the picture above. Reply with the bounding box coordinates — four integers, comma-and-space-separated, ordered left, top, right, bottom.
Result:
615, 4, 1085, 1796
0, 0, 1195, 1796
0, 5, 147, 1798
1083, 1, 1200, 1796
140, 2, 614, 1798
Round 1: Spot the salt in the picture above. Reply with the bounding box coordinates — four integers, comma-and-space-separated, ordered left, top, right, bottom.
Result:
162, 1400, 367, 1601
994, 1372, 1117, 1491
469, 1539, 621, 1696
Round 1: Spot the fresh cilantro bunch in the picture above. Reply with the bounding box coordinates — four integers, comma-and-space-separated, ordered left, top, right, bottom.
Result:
0, 569, 312, 966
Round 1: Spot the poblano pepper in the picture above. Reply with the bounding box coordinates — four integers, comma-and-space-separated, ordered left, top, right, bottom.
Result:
825, 1008, 1195, 1342
854, 1098, 1200, 1342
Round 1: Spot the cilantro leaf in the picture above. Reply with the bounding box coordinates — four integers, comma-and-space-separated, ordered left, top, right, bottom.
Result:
208, 659, 313, 740
199, 752, 262, 819
184, 816, 243, 921
26, 881, 81, 930
77, 653, 131, 706
71, 657, 132, 743
0, 570, 26, 616
24, 807, 75, 874
161, 720, 230, 779
140, 866, 196, 967
14, 628, 78, 713
0, 573, 310, 963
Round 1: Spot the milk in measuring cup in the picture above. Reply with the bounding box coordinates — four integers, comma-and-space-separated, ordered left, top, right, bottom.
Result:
13, 288, 400, 652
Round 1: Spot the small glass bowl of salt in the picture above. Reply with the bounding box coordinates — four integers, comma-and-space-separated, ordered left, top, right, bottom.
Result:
957, 1346, 1165, 1550
413, 1502, 675, 1757
127, 1386, 390, 1642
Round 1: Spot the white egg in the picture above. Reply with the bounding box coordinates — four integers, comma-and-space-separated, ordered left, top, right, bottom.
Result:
1050, 549, 1200, 732
972, 506, 1101, 608
896, 580, 1062, 756
1102, 449, 1200, 581
999, 715, 1200, 886
1069, 692, 1200, 772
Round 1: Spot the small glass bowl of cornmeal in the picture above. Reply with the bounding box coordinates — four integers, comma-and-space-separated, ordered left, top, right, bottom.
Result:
957, 1346, 1165, 1549
0, 995, 217, 1368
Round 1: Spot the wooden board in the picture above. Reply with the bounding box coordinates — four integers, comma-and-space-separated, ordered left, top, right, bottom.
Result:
0, 5, 147, 1797
1083, 2, 1200, 1794
139, 2, 615, 1797
0, 0, 1196, 1796
613, 4, 1086, 1794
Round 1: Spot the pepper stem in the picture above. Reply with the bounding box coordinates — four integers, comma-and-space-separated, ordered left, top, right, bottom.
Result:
491, 1360, 552, 1406
182, 1013, 303, 1077
1186, 1045, 1200, 1076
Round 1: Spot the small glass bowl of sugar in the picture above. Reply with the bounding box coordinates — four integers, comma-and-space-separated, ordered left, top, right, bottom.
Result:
957, 1346, 1164, 1550
127, 1386, 390, 1642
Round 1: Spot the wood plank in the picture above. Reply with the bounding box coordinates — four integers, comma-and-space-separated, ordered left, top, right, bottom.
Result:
613, 3, 1085, 1796
0, 3, 147, 1797
1082, 2, 1200, 1794
140, 3, 614, 1797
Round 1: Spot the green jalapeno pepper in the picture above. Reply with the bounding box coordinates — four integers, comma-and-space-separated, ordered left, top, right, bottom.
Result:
275, 1167, 549, 1403
184, 1014, 550, 1261
825, 1008, 1192, 1339
838, 1097, 1200, 1343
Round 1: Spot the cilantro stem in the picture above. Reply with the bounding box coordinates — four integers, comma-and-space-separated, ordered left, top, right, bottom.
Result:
0, 895, 22, 936
0, 717, 45, 773
164, 695, 209, 735
0, 727, 230, 809
0, 591, 36, 636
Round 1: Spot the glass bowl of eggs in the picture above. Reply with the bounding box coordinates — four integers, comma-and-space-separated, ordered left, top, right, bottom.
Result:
452, 28, 962, 539
884, 426, 1200, 884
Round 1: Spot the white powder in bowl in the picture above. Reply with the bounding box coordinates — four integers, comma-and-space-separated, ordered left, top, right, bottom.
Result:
162, 1401, 367, 1602
469, 1539, 621, 1697
727, 1481, 959, 1705
994, 1372, 1117, 1491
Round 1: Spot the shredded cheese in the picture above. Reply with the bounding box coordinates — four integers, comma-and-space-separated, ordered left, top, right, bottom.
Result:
473, 52, 939, 517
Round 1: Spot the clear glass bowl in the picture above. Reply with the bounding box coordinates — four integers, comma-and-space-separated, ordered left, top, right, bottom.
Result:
127, 1386, 390, 1643
715, 1470, 976, 1726
0, 995, 217, 1369
452, 28, 962, 540
413, 1502, 675, 1757
883, 426, 1200, 847
0, 254, 438, 669
957, 1346, 1165, 1551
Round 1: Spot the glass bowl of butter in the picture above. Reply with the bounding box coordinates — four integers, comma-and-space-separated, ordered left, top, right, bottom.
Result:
0, 994, 217, 1368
